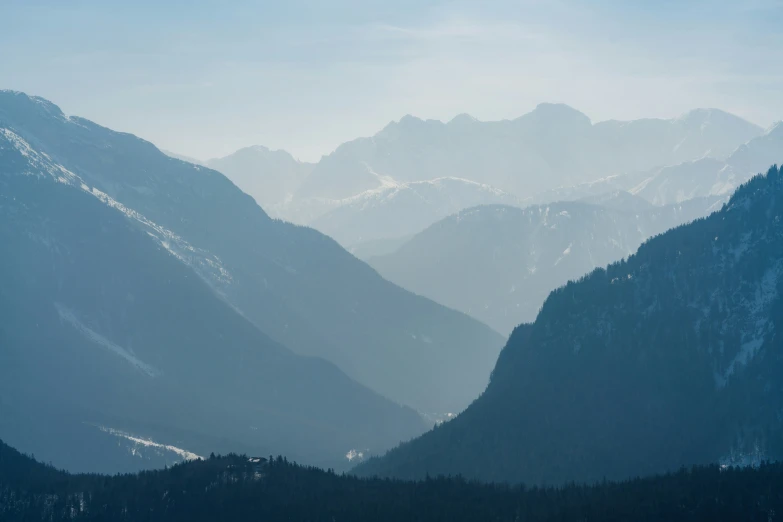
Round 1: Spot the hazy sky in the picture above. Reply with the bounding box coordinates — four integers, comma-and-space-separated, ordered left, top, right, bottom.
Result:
2, 0, 782, 161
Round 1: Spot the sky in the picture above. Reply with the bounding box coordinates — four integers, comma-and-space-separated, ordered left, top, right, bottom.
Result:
1, 0, 782, 162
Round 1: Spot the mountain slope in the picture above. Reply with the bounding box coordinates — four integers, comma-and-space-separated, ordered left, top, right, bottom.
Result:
357, 165, 783, 484
371, 196, 723, 334
0, 91, 504, 414
0, 127, 426, 473
205, 145, 313, 219
295, 106, 762, 203
311, 177, 523, 246
161, 149, 206, 166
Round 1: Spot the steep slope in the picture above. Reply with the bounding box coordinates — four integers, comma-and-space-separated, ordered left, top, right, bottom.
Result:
730, 122, 783, 174
206, 145, 313, 219
3, 439, 783, 522
0, 128, 426, 473
0, 91, 504, 414
295, 106, 761, 203
628, 158, 737, 204
358, 166, 783, 484
371, 196, 723, 335
311, 177, 523, 246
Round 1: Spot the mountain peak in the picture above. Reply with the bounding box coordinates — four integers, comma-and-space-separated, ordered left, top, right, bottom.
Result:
534, 102, 580, 112
448, 113, 478, 126
376, 114, 445, 139
210, 144, 300, 165
675, 108, 762, 133
677, 107, 723, 119
0, 90, 67, 121
398, 114, 425, 125
519, 103, 592, 128
249, 144, 272, 153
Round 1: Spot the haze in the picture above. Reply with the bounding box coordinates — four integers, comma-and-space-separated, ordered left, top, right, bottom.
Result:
2, 0, 781, 162
5, 0, 783, 517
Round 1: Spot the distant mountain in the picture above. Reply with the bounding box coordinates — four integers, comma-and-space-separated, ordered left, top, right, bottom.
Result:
0, 126, 426, 474
205, 145, 314, 219
188, 106, 760, 247
311, 177, 523, 246
295, 106, 762, 203
0, 91, 503, 416
628, 158, 740, 205
371, 195, 724, 334
4, 438, 783, 522
535, 122, 783, 207
358, 166, 783, 484
628, 122, 783, 205
592, 108, 763, 168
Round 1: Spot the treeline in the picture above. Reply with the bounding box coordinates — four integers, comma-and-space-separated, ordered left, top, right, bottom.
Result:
1, 439, 782, 521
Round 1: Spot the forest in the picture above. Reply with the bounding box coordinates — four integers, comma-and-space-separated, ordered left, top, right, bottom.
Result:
1, 438, 782, 522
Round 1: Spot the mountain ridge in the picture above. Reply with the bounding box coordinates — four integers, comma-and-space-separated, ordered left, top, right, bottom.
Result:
294, 104, 762, 205
0, 90, 504, 416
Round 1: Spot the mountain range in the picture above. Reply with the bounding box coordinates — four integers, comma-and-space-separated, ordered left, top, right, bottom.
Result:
5, 89, 780, 485
295, 105, 761, 203
200, 105, 763, 248
357, 165, 783, 484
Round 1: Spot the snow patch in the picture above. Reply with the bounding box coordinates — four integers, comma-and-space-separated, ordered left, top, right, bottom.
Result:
345, 449, 366, 462
98, 426, 202, 461
55, 303, 161, 377
0, 129, 232, 290
715, 262, 781, 387
554, 243, 573, 266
